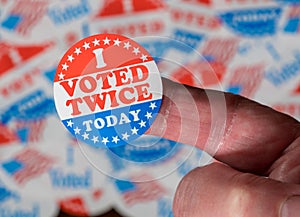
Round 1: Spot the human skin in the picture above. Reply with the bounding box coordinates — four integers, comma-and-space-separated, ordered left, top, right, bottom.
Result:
149, 78, 300, 217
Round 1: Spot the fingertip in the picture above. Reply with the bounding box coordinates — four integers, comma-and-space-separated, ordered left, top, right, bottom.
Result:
281, 196, 300, 217
173, 167, 204, 217
173, 163, 223, 217
173, 163, 298, 217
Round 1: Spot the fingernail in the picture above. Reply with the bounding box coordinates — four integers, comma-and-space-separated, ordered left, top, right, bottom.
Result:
282, 196, 300, 217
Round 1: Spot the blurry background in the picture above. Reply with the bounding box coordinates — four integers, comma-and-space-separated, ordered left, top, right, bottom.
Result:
1, 0, 300, 216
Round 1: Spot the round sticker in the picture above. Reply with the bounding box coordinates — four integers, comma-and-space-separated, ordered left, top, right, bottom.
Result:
54, 34, 163, 147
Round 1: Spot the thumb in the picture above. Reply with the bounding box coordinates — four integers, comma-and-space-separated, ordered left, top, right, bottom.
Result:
173, 163, 300, 217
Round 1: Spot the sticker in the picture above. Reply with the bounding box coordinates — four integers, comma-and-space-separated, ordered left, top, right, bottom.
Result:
47, 139, 113, 217
0, 0, 48, 36
219, 7, 282, 37
1, 148, 55, 185
108, 136, 181, 163
54, 34, 163, 147
89, 0, 169, 38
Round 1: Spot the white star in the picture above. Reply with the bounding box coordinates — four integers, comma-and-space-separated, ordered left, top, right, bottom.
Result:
67, 54, 74, 62
132, 47, 140, 55
74, 126, 81, 135
92, 38, 100, 46
149, 102, 157, 110
113, 38, 121, 46
82, 132, 89, 140
92, 136, 99, 144
131, 127, 139, 135
138, 120, 146, 128
112, 136, 120, 144
140, 54, 148, 62
67, 120, 74, 127
145, 112, 152, 119
102, 137, 109, 145
83, 41, 90, 50
74, 47, 81, 55
62, 62, 69, 71
58, 72, 65, 80
103, 37, 111, 45
123, 41, 131, 50
122, 132, 130, 140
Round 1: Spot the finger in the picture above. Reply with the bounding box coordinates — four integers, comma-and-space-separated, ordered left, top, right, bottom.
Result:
173, 163, 300, 217
150, 78, 300, 174
269, 136, 300, 184
147, 78, 200, 146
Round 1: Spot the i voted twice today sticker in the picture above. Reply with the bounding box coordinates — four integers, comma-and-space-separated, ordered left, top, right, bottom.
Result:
54, 34, 163, 147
